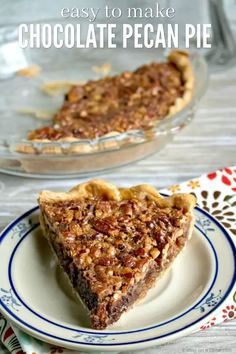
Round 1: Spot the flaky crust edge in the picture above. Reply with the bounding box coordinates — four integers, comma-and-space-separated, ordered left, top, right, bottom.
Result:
38, 179, 196, 215
167, 50, 194, 117
17, 50, 194, 156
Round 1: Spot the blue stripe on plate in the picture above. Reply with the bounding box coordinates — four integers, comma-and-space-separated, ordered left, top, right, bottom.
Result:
8, 223, 218, 335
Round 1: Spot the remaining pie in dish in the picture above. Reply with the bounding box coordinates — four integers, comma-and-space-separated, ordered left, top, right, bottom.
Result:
38, 179, 196, 329
18, 50, 194, 154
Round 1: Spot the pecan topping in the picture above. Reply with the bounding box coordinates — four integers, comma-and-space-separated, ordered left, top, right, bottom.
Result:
121, 255, 136, 268
42, 196, 189, 300
29, 61, 184, 141
97, 257, 115, 266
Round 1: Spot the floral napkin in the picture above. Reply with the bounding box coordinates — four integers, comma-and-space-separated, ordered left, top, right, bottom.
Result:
0, 166, 235, 354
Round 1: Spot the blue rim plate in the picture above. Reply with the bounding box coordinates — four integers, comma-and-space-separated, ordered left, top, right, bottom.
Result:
0, 206, 235, 352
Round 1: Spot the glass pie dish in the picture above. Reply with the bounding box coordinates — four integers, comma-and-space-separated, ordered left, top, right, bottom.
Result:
0, 43, 208, 178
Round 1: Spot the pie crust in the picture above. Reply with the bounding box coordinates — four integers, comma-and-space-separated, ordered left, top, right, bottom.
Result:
39, 179, 196, 329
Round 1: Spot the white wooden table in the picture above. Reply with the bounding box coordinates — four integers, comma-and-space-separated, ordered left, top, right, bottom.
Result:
0, 1, 236, 353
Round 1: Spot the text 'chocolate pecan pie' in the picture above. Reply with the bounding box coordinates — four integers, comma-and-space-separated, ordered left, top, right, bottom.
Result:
19, 50, 194, 154
38, 180, 196, 329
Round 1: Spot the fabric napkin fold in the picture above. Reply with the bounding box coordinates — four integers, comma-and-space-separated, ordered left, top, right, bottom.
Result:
0, 166, 235, 354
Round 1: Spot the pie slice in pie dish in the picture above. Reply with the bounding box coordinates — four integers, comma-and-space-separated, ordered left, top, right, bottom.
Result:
38, 180, 196, 329
18, 50, 194, 155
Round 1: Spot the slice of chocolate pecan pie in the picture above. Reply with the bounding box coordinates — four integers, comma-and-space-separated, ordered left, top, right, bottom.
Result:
38, 180, 196, 329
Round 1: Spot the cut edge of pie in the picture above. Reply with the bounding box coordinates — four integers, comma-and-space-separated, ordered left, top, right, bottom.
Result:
38, 179, 196, 329
17, 50, 194, 155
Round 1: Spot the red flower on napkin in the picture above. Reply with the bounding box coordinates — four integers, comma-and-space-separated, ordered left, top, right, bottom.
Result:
222, 305, 236, 321
207, 168, 236, 192
200, 317, 216, 330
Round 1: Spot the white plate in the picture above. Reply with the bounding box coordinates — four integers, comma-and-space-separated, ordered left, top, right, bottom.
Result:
0, 206, 235, 352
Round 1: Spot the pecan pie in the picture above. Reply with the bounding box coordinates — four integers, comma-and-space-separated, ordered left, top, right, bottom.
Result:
38, 180, 196, 329
19, 50, 194, 154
